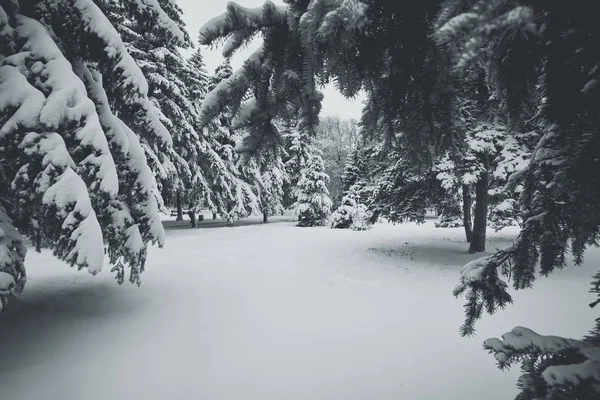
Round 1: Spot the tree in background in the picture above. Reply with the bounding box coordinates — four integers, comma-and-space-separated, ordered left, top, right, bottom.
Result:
330, 184, 371, 231
315, 116, 359, 206
201, 59, 265, 224
294, 155, 332, 227
256, 147, 288, 223
331, 143, 374, 229
283, 123, 316, 207
186, 47, 209, 109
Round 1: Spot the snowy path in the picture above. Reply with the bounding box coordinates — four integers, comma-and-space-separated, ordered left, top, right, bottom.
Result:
0, 220, 597, 400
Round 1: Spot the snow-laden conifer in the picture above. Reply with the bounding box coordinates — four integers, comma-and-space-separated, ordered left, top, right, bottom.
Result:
0, 0, 175, 308
294, 155, 332, 227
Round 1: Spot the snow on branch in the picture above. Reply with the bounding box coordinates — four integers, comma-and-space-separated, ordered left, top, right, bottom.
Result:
21, 132, 106, 273
71, 0, 172, 147
222, 28, 257, 58
130, 0, 186, 43
232, 96, 258, 129
0, 14, 123, 275
434, 12, 481, 46
484, 327, 600, 393
299, 0, 368, 45
453, 252, 514, 336
0, 65, 45, 136
73, 0, 148, 96
77, 62, 165, 283
317, 0, 369, 38
199, 0, 287, 46
10, 15, 118, 193
0, 204, 26, 300
198, 46, 265, 129
434, 3, 536, 72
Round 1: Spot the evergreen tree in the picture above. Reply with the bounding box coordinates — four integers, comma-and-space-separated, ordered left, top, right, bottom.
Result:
186, 47, 209, 110
432, 151, 462, 230
332, 142, 374, 229
294, 155, 332, 227
341, 147, 365, 196
0, 0, 177, 307
225, 151, 261, 224
330, 182, 372, 231
284, 123, 316, 202
437, 1, 600, 396
102, 0, 220, 223
256, 146, 288, 222
204, 59, 265, 224
208, 59, 234, 93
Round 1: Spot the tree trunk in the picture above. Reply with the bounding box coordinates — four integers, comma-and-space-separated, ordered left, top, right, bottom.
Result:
188, 210, 197, 228
469, 173, 488, 253
212, 212, 217, 220
176, 191, 183, 221
462, 184, 473, 243
263, 211, 268, 223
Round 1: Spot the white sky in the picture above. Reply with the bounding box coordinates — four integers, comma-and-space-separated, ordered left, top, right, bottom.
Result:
176, 0, 364, 119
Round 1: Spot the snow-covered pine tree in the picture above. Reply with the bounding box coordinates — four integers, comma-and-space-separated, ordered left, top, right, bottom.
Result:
204, 60, 264, 224
208, 59, 234, 93
284, 122, 317, 204
225, 149, 261, 224
330, 183, 371, 231
340, 147, 365, 197
458, 119, 532, 250
0, 0, 176, 307
102, 0, 218, 223
294, 155, 332, 227
433, 113, 532, 243
186, 47, 209, 110
256, 146, 288, 223
433, 153, 464, 229
331, 142, 374, 229
369, 152, 442, 225
437, 1, 600, 397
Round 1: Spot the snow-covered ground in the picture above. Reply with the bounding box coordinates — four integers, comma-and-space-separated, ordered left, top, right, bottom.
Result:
0, 219, 597, 400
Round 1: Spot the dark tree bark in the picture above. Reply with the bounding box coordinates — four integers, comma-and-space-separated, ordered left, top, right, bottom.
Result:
462, 184, 473, 242
469, 172, 488, 253
212, 212, 217, 220
175, 191, 183, 221
188, 210, 197, 228
263, 211, 268, 223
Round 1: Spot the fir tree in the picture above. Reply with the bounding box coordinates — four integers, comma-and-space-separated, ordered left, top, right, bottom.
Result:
341, 147, 365, 196
256, 146, 288, 223
294, 155, 332, 227
284, 123, 316, 202
0, 0, 177, 307
437, 1, 600, 396
103, 0, 219, 223
203, 59, 264, 224
330, 182, 372, 231
186, 47, 209, 109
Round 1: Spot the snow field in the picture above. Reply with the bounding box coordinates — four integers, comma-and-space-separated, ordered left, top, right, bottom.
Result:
0, 219, 596, 400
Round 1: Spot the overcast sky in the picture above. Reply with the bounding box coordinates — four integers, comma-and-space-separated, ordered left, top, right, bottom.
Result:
176, 0, 364, 120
